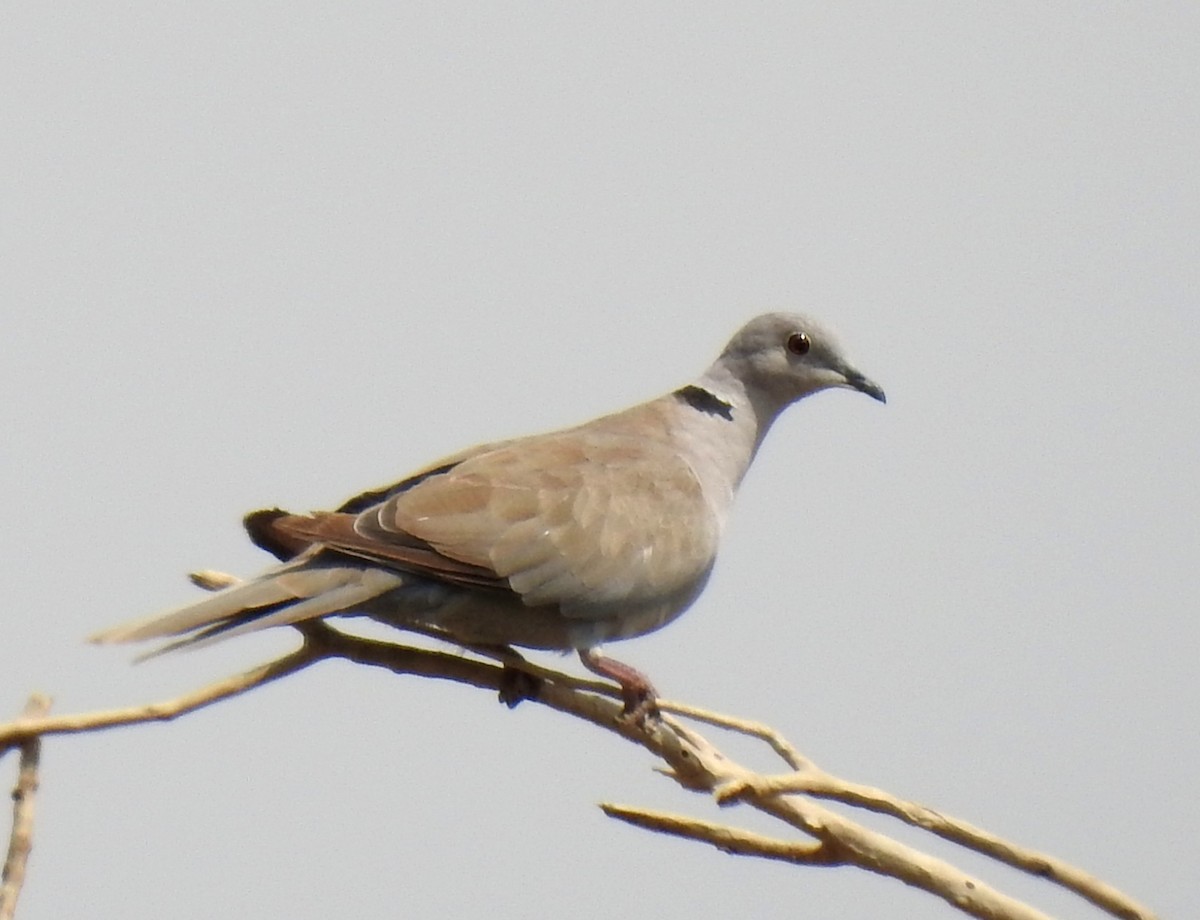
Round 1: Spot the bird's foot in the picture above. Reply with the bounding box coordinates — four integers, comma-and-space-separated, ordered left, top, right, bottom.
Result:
462, 643, 543, 709
497, 664, 543, 708
578, 648, 660, 724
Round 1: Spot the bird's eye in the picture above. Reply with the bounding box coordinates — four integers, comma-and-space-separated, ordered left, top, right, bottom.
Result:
786, 332, 811, 356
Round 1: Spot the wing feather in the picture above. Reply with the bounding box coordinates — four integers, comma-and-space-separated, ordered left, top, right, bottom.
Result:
251, 403, 721, 620
368, 407, 721, 614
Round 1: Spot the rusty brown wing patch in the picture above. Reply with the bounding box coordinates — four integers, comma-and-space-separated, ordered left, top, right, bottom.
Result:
253, 510, 513, 594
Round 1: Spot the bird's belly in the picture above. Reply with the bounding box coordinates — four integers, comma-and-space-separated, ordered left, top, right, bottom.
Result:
362, 576, 706, 651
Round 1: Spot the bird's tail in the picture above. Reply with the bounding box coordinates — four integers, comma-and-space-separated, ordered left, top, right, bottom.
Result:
89, 553, 404, 658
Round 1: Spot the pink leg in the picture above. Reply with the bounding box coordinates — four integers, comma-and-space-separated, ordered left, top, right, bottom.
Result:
578, 648, 659, 721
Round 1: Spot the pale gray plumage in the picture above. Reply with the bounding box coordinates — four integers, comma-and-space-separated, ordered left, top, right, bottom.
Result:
91, 313, 884, 670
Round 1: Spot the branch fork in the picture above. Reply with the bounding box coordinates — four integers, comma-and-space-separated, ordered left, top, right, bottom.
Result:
1, 609, 1158, 920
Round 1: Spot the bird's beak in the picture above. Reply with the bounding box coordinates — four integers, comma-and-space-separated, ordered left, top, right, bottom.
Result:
842, 367, 887, 404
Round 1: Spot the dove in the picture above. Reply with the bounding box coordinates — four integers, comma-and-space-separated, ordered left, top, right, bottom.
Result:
92, 313, 885, 711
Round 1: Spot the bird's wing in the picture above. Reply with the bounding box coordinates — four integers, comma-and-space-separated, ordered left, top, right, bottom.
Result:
265, 403, 722, 616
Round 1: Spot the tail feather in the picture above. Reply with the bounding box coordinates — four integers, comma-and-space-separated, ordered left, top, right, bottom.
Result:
179, 568, 405, 650
90, 558, 405, 654
127, 598, 298, 662
90, 564, 309, 643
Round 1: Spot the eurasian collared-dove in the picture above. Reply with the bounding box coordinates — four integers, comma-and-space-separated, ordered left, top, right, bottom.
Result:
92, 313, 884, 709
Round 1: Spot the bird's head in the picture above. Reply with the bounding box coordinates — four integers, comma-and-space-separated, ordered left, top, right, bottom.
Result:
713, 313, 886, 413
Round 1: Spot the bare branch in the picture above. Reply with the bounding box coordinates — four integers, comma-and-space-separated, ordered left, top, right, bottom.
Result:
600, 804, 831, 864
656, 698, 814, 770
717, 768, 1153, 920
297, 628, 1150, 920
0, 647, 317, 747
0, 623, 1159, 920
626, 715, 1063, 920
1, 695, 52, 920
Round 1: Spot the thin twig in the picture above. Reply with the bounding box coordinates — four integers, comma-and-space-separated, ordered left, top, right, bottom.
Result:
0, 647, 317, 747
600, 804, 831, 864
1, 695, 52, 920
656, 698, 814, 769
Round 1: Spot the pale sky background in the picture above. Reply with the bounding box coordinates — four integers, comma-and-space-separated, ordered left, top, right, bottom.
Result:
2, 4, 1196, 919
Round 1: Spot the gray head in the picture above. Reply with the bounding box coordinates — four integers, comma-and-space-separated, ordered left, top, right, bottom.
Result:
708, 313, 886, 413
